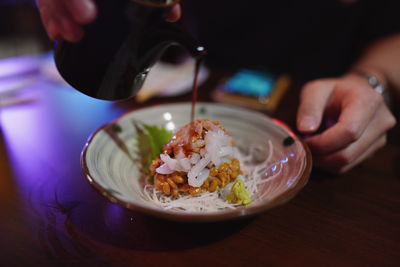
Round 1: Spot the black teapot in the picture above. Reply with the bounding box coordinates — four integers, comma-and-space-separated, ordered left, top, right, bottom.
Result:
54, 0, 205, 100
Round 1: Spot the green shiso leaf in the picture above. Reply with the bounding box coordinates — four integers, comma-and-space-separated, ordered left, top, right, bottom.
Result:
142, 124, 172, 159
132, 121, 172, 184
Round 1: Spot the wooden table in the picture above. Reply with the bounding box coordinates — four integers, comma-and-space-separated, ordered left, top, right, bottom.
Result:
1, 55, 399, 266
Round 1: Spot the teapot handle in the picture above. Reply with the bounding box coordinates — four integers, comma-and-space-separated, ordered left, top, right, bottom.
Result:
95, 20, 206, 100
54, 0, 205, 101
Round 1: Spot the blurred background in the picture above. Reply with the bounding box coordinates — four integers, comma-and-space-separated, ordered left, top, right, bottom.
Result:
0, 0, 52, 59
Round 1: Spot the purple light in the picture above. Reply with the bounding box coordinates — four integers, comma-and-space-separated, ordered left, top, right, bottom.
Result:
0, 55, 39, 80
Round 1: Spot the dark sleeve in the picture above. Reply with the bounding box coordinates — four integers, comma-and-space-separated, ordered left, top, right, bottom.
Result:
361, 0, 400, 42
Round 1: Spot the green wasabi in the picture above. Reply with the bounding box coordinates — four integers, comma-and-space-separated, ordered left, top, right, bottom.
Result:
225, 179, 252, 205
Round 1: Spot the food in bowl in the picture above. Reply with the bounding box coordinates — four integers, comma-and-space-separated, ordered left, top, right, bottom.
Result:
139, 118, 279, 212
82, 103, 311, 220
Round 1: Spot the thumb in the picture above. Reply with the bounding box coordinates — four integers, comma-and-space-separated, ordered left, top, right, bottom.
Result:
165, 4, 181, 22
297, 79, 335, 134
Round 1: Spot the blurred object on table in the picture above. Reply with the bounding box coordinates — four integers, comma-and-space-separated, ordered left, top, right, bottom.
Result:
0, 0, 52, 59
212, 69, 291, 112
135, 57, 209, 103
0, 73, 37, 108
0, 53, 39, 79
0, 52, 44, 109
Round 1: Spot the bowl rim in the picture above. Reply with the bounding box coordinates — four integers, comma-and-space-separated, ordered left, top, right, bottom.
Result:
81, 102, 312, 222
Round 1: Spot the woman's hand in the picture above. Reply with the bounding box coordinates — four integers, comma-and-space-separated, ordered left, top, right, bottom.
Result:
36, 0, 181, 42
165, 4, 181, 22
296, 74, 396, 173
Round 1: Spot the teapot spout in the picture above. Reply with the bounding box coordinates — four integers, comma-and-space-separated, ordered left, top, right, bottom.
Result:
165, 23, 207, 59
137, 21, 206, 69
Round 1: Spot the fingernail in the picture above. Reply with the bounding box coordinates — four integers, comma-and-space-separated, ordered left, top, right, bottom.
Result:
299, 116, 318, 132
81, 0, 97, 22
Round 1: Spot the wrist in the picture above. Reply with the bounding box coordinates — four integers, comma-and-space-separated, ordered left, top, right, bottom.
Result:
352, 71, 386, 94
349, 66, 387, 87
347, 67, 392, 107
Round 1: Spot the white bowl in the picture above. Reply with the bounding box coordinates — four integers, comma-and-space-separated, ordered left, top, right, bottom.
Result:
81, 102, 312, 222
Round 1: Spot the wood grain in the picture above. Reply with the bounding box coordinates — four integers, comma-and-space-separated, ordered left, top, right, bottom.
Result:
0, 69, 399, 266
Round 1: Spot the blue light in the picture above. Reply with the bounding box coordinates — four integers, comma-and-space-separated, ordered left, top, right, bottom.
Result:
271, 164, 277, 172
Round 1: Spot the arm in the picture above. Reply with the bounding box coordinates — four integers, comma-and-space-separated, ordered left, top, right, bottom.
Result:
296, 34, 399, 174
350, 34, 400, 96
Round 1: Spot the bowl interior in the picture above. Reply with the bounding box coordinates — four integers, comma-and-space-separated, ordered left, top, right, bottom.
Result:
82, 102, 312, 221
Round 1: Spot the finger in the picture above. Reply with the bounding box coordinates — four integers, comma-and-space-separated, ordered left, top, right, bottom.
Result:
306, 85, 384, 154
339, 135, 386, 173
312, 104, 396, 172
64, 0, 97, 24
37, 1, 60, 41
47, 20, 61, 41
57, 16, 84, 43
37, 1, 49, 28
297, 79, 335, 133
37, 5, 54, 39
37, 0, 87, 42
49, 0, 84, 42
314, 134, 387, 174
165, 4, 181, 22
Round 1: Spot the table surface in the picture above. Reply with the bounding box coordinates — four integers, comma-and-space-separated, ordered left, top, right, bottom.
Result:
0, 54, 399, 266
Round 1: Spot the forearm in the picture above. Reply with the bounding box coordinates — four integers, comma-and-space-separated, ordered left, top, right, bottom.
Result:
350, 34, 400, 96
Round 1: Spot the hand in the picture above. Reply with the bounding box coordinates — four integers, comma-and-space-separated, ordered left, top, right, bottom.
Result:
36, 0, 97, 42
165, 4, 181, 23
296, 74, 396, 174
36, 0, 181, 42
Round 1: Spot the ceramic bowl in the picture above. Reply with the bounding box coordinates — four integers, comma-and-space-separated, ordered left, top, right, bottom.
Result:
82, 102, 312, 222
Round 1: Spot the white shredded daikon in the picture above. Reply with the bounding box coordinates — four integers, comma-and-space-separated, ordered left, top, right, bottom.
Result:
142, 140, 283, 213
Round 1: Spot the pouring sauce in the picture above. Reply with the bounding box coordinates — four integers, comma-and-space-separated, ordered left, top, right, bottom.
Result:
190, 46, 206, 125
190, 57, 204, 124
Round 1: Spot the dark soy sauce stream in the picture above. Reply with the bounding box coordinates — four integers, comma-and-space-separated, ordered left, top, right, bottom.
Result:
190, 57, 204, 124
